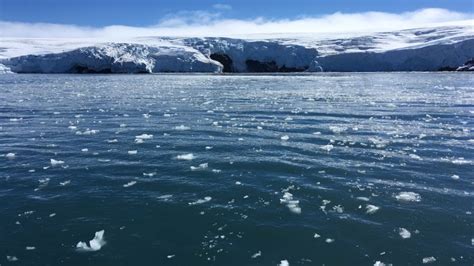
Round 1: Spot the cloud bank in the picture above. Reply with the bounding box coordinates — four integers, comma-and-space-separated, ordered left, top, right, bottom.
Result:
0, 8, 472, 39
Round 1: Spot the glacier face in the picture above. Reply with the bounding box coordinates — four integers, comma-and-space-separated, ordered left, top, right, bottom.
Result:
0, 24, 473, 73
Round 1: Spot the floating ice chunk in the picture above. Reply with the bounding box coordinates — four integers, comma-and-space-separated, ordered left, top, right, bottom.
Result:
399, 228, 411, 239
235, 181, 242, 185
143, 172, 156, 177
374, 261, 386, 266
451, 175, 460, 180
167, 254, 175, 259
81, 148, 88, 152
278, 260, 289, 266
76, 230, 106, 252
188, 196, 212, 205
409, 154, 422, 161
135, 139, 144, 144
452, 158, 471, 165
177, 153, 195, 160
422, 257, 436, 264
128, 150, 138, 155
395, 192, 421, 202
106, 139, 118, 143
6, 255, 19, 261
320, 144, 334, 152
329, 126, 347, 134
190, 163, 208, 171
205, 146, 213, 150
251, 251, 262, 258
6, 152, 15, 159
60, 180, 71, 186
333, 205, 344, 213
280, 135, 290, 141
49, 213, 56, 217
143, 114, 151, 119
174, 125, 190, 130
471, 238, 474, 246
356, 197, 370, 201
123, 181, 137, 188
135, 134, 153, 140
50, 159, 64, 166
325, 238, 335, 243
366, 204, 380, 214
25, 246, 36, 250
313, 233, 321, 238
280, 192, 301, 214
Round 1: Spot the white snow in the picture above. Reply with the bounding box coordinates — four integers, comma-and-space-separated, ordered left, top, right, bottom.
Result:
1, 23, 472, 73
278, 260, 290, 266
76, 230, 106, 252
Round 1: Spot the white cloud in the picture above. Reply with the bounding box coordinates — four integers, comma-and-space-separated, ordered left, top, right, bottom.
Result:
213, 4, 232, 10
0, 8, 471, 39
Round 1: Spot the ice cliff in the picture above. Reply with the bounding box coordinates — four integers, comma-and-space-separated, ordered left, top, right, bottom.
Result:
0, 24, 473, 73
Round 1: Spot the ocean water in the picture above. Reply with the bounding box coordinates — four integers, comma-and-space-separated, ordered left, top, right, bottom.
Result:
0, 73, 473, 266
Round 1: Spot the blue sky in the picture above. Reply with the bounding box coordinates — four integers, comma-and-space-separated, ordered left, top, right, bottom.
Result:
1, 0, 473, 26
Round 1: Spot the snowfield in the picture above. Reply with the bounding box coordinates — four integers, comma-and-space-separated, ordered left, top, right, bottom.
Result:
0, 23, 473, 73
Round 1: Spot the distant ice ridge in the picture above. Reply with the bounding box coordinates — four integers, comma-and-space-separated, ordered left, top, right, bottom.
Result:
0, 24, 473, 73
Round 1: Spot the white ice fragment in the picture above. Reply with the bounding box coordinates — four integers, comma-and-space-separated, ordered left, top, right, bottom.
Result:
451, 175, 460, 180
366, 204, 380, 214
188, 196, 212, 205
174, 125, 190, 130
278, 260, 289, 266
143, 114, 151, 119
190, 163, 208, 171
135, 134, 153, 140
128, 150, 138, 155
76, 230, 106, 252
6, 255, 19, 261
399, 228, 411, 239
313, 233, 321, 238
25, 246, 36, 250
395, 192, 421, 202
320, 144, 334, 152
409, 154, 422, 160
251, 251, 262, 258
280, 135, 290, 141
325, 238, 335, 243
81, 148, 88, 152
167, 255, 175, 259
374, 261, 386, 266
329, 126, 347, 134
60, 180, 71, 186
280, 192, 301, 214
422, 257, 436, 264
235, 181, 242, 185
356, 197, 370, 201
50, 159, 64, 166
123, 181, 137, 188
6, 152, 15, 159
177, 153, 195, 160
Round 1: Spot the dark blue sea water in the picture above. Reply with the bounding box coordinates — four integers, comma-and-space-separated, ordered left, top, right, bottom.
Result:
1, 73, 473, 266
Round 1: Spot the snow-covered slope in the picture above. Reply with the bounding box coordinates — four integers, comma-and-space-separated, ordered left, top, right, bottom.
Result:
1, 23, 473, 73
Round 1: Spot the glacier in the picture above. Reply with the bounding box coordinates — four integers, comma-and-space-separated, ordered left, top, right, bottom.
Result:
0, 23, 473, 73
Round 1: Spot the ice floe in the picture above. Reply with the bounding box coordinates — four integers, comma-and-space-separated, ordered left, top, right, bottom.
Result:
135, 134, 153, 140
280, 135, 290, 141
422, 257, 436, 264
6, 152, 16, 159
251, 251, 262, 258
76, 230, 106, 252
190, 163, 208, 171
320, 144, 334, 152
280, 192, 301, 214
50, 159, 64, 166
366, 204, 380, 214
128, 150, 138, 155
395, 192, 421, 202
123, 181, 137, 188
188, 196, 212, 205
399, 228, 411, 239
174, 125, 190, 130
278, 260, 289, 266
177, 153, 195, 160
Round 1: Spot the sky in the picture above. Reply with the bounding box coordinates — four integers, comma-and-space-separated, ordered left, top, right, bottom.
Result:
0, 0, 472, 38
